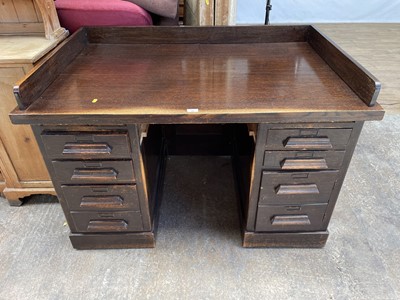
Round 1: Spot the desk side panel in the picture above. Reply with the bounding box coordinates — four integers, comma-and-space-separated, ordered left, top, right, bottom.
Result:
308, 26, 381, 107
13, 28, 87, 110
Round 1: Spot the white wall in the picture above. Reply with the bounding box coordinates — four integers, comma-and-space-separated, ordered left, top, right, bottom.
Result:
236, 0, 400, 24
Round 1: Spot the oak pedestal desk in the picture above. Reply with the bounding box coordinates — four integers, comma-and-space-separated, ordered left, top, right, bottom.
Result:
10, 26, 384, 249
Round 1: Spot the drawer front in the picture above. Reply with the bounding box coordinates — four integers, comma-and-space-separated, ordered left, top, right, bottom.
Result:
263, 150, 345, 170
52, 160, 135, 184
62, 185, 140, 211
255, 204, 327, 232
259, 171, 338, 205
265, 128, 352, 151
41, 131, 131, 159
70, 211, 143, 233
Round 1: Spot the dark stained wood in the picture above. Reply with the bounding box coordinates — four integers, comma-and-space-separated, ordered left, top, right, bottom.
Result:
10, 109, 384, 125
70, 211, 143, 232
308, 26, 381, 107
284, 137, 333, 150
13, 28, 87, 110
69, 232, 156, 249
10, 26, 384, 125
280, 158, 328, 170
258, 171, 338, 205
243, 230, 328, 248
87, 220, 129, 232
264, 150, 345, 170
41, 131, 131, 159
127, 125, 154, 231
321, 122, 365, 228
61, 185, 140, 211
255, 204, 327, 232
52, 160, 135, 184
87, 25, 308, 44
10, 27, 385, 249
275, 184, 320, 195
246, 122, 355, 232
265, 128, 353, 151
245, 124, 270, 232
271, 215, 311, 226
31, 125, 78, 231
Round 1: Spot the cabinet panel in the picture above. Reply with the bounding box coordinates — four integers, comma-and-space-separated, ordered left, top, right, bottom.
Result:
0, 66, 50, 182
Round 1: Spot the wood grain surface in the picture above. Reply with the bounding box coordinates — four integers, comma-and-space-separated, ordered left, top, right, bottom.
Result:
10, 26, 384, 124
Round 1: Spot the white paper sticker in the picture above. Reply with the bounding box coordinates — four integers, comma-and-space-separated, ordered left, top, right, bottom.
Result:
187, 108, 199, 113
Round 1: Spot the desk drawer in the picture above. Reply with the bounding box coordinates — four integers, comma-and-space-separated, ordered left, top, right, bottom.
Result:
265, 128, 352, 151
70, 211, 143, 233
263, 151, 345, 170
62, 185, 139, 211
259, 171, 338, 205
52, 160, 135, 184
41, 131, 131, 159
255, 204, 327, 232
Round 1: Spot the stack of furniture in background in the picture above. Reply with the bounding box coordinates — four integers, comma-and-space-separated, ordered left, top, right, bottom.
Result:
0, 0, 68, 206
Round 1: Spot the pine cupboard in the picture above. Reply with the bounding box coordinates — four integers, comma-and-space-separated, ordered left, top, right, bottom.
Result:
0, 0, 68, 205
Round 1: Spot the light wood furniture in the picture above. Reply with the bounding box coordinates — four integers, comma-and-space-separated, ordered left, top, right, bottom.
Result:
0, 0, 68, 205
10, 26, 384, 249
185, 0, 236, 25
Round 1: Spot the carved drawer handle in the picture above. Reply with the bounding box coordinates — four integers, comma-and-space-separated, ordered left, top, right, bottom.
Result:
87, 220, 128, 232
71, 168, 118, 181
80, 196, 124, 208
284, 137, 333, 150
271, 215, 311, 226
62, 143, 112, 155
275, 184, 319, 195
281, 158, 328, 170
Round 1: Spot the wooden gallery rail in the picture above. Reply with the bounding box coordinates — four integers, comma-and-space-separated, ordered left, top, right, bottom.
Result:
10, 26, 384, 249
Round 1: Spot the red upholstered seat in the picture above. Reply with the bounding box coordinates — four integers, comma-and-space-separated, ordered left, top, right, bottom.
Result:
55, 0, 153, 33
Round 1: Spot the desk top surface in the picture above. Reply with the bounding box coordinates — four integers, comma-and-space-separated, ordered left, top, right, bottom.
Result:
11, 26, 384, 124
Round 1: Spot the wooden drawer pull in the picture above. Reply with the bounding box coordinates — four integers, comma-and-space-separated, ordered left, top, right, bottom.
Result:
71, 168, 118, 181
284, 137, 333, 150
87, 220, 128, 232
271, 215, 311, 226
275, 184, 319, 195
80, 196, 124, 208
281, 158, 328, 170
62, 143, 112, 155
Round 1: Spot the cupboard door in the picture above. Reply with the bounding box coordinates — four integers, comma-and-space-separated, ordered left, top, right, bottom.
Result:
0, 66, 50, 182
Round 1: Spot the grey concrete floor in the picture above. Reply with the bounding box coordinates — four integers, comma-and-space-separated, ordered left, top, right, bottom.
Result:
1, 116, 399, 300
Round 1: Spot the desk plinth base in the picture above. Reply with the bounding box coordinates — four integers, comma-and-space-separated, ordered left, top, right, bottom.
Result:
242, 230, 329, 248
69, 232, 156, 250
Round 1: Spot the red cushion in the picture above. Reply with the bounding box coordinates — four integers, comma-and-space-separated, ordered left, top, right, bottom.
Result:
55, 0, 153, 33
